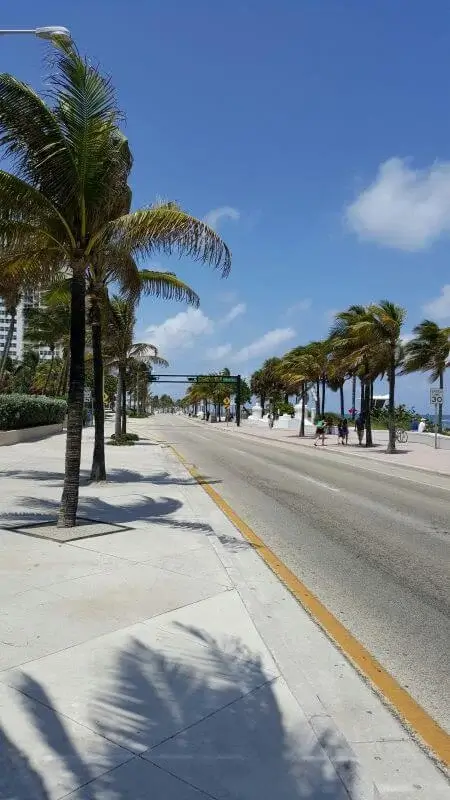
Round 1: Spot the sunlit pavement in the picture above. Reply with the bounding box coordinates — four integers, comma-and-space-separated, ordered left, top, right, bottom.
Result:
0, 423, 449, 798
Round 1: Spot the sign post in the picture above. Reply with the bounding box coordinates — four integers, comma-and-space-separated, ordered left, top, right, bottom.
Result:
430, 387, 445, 449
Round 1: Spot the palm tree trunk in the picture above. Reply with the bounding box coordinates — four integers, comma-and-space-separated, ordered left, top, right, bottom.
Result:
351, 375, 356, 419
0, 308, 16, 378
359, 378, 364, 414
315, 380, 320, 417
364, 381, 373, 447
121, 368, 127, 435
57, 349, 69, 396
321, 375, 326, 416
438, 370, 444, 433
43, 347, 55, 395
386, 351, 396, 453
90, 309, 106, 482
299, 381, 306, 437
339, 383, 345, 417
114, 378, 122, 437
58, 271, 86, 528
261, 394, 266, 417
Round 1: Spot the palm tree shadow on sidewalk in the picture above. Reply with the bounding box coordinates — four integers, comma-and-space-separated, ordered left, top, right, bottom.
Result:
2, 626, 356, 798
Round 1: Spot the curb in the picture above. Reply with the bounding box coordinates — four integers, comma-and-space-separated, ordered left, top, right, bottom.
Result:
164, 435, 450, 771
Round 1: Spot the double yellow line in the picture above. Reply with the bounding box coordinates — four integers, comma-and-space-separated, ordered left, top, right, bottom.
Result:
165, 441, 450, 769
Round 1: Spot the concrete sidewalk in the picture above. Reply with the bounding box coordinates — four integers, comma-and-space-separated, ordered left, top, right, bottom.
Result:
194, 417, 450, 476
0, 425, 449, 798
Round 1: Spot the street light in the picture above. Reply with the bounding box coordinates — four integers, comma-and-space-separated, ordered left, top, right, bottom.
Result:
0, 26, 71, 42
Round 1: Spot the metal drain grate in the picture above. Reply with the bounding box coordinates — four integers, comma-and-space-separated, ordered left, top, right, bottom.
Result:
5, 518, 130, 543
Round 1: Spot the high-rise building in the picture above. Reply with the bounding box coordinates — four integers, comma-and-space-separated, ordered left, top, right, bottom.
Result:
0, 291, 61, 363
0, 298, 24, 363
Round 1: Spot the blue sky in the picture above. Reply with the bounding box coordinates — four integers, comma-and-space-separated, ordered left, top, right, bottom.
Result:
2, 0, 450, 410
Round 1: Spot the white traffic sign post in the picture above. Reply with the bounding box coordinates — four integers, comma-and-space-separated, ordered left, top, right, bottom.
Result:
430, 388, 445, 449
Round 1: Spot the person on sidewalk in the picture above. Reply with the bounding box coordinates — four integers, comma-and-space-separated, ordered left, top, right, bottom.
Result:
314, 417, 326, 446
338, 418, 349, 445
355, 413, 365, 446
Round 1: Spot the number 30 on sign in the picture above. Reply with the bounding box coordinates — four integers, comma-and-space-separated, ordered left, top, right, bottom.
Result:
430, 388, 444, 405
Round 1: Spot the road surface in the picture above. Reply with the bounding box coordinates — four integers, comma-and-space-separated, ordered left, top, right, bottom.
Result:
146, 414, 450, 733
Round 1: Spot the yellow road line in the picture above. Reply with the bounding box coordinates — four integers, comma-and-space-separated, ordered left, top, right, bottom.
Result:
165, 441, 450, 769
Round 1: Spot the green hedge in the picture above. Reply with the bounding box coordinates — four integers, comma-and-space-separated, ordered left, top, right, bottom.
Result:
0, 394, 67, 431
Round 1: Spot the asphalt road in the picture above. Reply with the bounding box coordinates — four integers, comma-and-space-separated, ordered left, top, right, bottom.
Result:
147, 415, 450, 732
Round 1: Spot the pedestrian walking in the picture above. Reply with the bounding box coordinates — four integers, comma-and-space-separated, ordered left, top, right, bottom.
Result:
355, 413, 365, 446
314, 417, 326, 446
338, 418, 348, 445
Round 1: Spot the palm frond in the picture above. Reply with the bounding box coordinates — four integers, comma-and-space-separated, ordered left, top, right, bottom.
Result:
137, 270, 200, 307
128, 342, 158, 359
0, 72, 74, 202
95, 202, 231, 276
51, 44, 125, 227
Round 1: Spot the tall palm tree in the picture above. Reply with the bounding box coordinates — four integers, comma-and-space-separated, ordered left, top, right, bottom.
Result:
331, 305, 375, 446
302, 341, 329, 417
105, 296, 168, 438
332, 302, 406, 452
362, 302, 406, 453
0, 42, 231, 526
402, 320, 450, 432
279, 346, 314, 436
88, 268, 199, 481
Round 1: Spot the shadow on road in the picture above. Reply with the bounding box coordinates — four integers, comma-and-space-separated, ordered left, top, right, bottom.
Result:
1, 626, 356, 798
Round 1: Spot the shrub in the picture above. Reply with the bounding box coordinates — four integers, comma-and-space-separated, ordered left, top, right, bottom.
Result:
0, 394, 67, 431
110, 432, 139, 441
322, 411, 347, 426
107, 434, 136, 446
275, 402, 295, 417
128, 411, 148, 418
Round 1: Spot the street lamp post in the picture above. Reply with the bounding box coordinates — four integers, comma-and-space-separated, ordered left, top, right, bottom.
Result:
0, 26, 71, 42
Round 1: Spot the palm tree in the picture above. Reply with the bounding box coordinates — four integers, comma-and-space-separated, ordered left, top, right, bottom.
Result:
88, 268, 199, 482
402, 320, 450, 432
0, 42, 230, 526
331, 306, 375, 446
24, 293, 70, 394
332, 302, 406, 452
279, 346, 314, 436
302, 341, 329, 417
105, 296, 168, 438
362, 302, 406, 453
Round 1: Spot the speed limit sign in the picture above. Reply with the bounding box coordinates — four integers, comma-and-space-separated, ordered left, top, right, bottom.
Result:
430, 387, 444, 405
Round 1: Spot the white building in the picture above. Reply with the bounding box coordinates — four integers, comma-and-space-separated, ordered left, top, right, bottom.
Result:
0, 299, 24, 363
0, 291, 61, 363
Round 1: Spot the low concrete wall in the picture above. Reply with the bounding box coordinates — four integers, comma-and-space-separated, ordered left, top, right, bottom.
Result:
0, 423, 63, 446
371, 429, 450, 450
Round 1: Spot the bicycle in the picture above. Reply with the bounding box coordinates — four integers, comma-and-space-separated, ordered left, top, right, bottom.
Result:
395, 427, 408, 444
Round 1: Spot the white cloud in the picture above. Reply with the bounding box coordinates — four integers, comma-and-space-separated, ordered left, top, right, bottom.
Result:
286, 298, 312, 316
346, 157, 450, 250
205, 343, 232, 361
204, 206, 240, 231
400, 332, 414, 345
221, 302, 246, 324
230, 327, 296, 364
145, 308, 213, 355
423, 285, 450, 320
